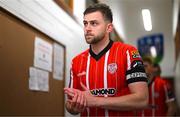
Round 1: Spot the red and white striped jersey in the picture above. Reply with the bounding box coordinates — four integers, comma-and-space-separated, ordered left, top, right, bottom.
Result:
69, 40, 147, 116
139, 76, 175, 116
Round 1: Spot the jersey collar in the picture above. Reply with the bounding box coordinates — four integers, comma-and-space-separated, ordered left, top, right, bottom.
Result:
89, 39, 113, 61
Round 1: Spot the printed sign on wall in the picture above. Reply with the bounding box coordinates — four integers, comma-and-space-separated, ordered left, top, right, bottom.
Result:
137, 33, 164, 63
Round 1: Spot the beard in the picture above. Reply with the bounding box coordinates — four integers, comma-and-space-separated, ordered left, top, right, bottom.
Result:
85, 31, 105, 44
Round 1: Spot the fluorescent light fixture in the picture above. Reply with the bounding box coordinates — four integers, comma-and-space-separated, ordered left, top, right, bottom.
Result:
142, 9, 152, 31
150, 46, 157, 57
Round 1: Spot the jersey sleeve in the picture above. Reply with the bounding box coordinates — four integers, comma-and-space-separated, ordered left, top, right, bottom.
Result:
163, 80, 175, 103
125, 46, 148, 84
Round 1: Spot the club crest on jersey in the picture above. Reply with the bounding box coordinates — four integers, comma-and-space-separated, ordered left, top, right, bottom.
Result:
108, 63, 117, 74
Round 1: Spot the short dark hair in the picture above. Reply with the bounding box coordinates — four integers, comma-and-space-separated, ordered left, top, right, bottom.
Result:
153, 63, 161, 75
153, 63, 160, 68
83, 3, 113, 23
142, 57, 153, 65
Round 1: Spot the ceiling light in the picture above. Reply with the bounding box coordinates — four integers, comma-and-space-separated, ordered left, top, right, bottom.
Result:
142, 9, 152, 31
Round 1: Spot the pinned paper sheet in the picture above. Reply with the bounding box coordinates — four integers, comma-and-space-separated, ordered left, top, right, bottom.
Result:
29, 67, 49, 92
53, 43, 64, 80
34, 37, 53, 72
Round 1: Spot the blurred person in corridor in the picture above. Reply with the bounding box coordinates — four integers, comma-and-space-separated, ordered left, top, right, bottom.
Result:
141, 57, 176, 116
64, 3, 148, 116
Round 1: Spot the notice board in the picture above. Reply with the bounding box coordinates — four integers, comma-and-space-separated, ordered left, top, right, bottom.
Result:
0, 9, 65, 116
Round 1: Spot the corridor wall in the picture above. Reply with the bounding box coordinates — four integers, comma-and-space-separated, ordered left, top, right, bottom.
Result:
0, 9, 65, 116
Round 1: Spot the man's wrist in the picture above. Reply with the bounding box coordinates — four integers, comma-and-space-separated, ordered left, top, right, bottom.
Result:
92, 96, 101, 107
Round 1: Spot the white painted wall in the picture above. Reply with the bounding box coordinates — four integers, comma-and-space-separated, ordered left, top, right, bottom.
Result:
73, 0, 86, 26
99, 0, 127, 41
0, 0, 87, 116
173, 0, 180, 38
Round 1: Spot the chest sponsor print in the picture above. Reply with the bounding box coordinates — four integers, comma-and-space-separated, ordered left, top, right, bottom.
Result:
91, 88, 116, 96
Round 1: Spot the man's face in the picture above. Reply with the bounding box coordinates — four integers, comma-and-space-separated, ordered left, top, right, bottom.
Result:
83, 11, 110, 44
153, 66, 161, 76
143, 61, 154, 78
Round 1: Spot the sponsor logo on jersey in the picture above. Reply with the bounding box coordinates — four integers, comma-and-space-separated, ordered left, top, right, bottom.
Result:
131, 60, 143, 68
91, 88, 116, 96
108, 63, 117, 74
131, 50, 141, 58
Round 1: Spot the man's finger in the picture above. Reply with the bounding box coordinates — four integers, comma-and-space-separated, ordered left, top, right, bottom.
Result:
71, 93, 78, 107
64, 88, 76, 97
75, 92, 81, 109
64, 91, 75, 98
64, 88, 74, 93
80, 82, 88, 91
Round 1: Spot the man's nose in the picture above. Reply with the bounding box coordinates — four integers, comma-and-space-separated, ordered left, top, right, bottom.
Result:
85, 24, 92, 31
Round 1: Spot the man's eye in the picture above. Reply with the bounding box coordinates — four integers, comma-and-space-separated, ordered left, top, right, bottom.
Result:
91, 22, 97, 26
83, 22, 87, 26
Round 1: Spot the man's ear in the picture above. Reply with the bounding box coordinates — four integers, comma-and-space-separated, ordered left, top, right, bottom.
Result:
107, 23, 113, 33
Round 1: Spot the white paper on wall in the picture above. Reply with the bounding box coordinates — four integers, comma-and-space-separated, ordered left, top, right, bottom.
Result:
29, 67, 49, 92
34, 37, 53, 72
53, 43, 64, 80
